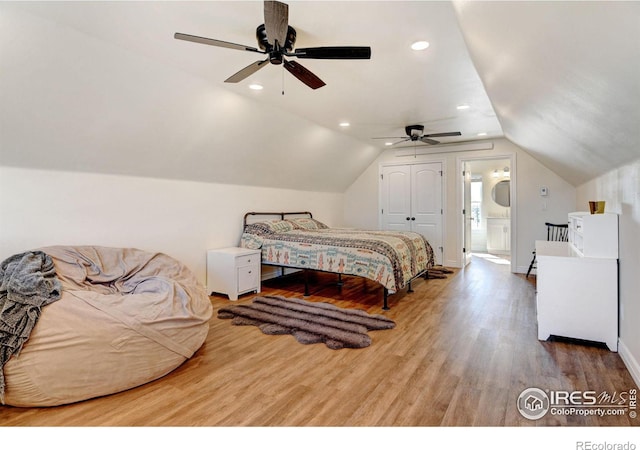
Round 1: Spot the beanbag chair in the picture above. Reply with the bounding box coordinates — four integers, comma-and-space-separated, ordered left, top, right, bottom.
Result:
2, 246, 212, 407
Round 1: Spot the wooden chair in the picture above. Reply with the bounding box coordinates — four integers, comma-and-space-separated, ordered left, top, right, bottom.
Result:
526, 222, 569, 278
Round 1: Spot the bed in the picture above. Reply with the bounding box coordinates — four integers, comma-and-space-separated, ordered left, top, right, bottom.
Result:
241, 212, 435, 310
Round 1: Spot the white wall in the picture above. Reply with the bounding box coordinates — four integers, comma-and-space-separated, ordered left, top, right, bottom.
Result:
576, 158, 640, 385
344, 138, 576, 271
0, 166, 344, 285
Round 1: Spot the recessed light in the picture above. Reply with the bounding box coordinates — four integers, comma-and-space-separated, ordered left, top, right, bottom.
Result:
339, 122, 350, 128
457, 104, 470, 110
248, 84, 263, 90
411, 41, 430, 51
477, 132, 487, 136
385, 142, 393, 146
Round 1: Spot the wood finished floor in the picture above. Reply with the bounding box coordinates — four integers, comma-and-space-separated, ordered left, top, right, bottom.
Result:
0, 256, 637, 427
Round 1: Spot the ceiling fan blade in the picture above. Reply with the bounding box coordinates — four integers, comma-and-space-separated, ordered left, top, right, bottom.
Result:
294, 46, 372, 60
284, 60, 326, 89
424, 131, 462, 138
224, 59, 270, 83
385, 138, 411, 147
372, 137, 405, 140
420, 137, 441, 145
264, 1, 289, 47
174, 33, 264, 54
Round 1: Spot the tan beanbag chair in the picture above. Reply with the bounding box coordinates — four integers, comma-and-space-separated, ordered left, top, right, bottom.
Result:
3, 246, 212, 407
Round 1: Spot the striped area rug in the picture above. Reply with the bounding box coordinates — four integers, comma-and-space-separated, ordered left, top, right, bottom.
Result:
217, 295, 395, 349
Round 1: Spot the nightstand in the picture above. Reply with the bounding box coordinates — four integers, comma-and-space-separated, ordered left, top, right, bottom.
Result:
206, 247, 261, 300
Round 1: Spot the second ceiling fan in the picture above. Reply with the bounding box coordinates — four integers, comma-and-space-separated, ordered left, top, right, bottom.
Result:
374, 125, 462, 146
175, 1, 371, 89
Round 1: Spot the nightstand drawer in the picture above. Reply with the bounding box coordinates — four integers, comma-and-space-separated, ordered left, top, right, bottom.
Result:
237, 265, 258, 293
236, 254, 258, 267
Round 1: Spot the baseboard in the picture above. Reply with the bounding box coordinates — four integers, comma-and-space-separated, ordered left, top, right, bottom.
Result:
445, 259, 460, 269
618, 338, 640, 388
261, 265, 300, 282
261, 265, 279, 281
515, 265, 535, 275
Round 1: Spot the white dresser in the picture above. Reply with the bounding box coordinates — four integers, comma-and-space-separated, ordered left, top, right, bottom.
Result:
206, 247, 261, 301
535, 212, 618, 351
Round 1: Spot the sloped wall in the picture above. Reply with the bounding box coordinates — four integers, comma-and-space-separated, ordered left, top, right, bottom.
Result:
0, 166, 344, 285
576, 158, 640, 385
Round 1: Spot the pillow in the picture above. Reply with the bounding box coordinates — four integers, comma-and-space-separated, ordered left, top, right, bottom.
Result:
263, 219, 297, 233
244, 220, 296, 234
240, 232, 263, 249
288, 217, 329, 230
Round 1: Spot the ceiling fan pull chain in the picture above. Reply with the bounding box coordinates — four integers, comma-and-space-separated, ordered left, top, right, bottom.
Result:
282, 64, 285, 95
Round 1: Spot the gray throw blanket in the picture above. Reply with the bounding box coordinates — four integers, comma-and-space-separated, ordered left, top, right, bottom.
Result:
0, 251, 62, 403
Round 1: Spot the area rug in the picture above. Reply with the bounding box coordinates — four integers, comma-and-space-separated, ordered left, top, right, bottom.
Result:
217, 295, 395, 349
426, 267, 454, 279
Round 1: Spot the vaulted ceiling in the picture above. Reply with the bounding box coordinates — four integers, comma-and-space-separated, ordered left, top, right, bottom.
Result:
1, 1, 638, 192
454, 1, 640, 186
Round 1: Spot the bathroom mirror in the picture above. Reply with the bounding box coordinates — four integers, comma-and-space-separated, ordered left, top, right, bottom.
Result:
492, 180, 510, 207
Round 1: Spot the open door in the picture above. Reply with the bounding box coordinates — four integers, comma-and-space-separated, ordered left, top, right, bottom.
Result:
459, 156, 515, 272
463, 161, 472, 267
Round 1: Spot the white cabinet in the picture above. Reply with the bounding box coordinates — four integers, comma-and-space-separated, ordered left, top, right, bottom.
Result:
568, 212, 618, 258
380, 162, 443, 264
535, 212, 618, 351
206, 247, 261, 301
486, 217, 510, 254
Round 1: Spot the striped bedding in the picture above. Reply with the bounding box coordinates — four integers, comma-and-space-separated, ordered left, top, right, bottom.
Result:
241, 220, 434, 293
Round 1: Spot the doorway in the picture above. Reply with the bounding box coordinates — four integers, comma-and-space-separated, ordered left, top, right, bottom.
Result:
461, 157, 514, 271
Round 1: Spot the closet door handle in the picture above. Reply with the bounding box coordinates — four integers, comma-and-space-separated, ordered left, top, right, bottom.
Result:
406, 217, 411, 221
411, 217, 416, 221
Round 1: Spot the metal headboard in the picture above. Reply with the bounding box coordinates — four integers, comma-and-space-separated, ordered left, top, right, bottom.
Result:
243, 211, 313, 227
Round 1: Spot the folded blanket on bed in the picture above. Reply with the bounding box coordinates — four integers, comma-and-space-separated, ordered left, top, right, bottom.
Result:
0, 251, 62, 403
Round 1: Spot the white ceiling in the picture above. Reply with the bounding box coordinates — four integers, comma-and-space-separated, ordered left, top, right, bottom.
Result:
454, 0, 640, 186
1, 1, 638, 191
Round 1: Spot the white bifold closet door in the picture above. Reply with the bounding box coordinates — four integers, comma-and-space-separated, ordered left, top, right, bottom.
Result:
380, 162, 443, 265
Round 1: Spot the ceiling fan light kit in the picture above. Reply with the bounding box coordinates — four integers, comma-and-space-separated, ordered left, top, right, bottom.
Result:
175, 0, 371, 90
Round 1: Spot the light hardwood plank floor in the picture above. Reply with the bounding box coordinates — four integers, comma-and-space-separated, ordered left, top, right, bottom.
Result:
1, 256, 637, 427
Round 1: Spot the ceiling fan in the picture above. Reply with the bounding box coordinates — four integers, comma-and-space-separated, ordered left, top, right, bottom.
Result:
174, 1, 371, 90
373, 125, 462, 146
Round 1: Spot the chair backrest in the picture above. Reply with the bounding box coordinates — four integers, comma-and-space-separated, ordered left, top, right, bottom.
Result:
545, 222, 569, 242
